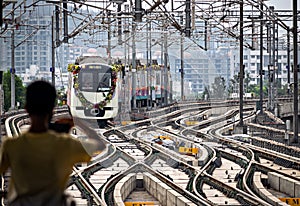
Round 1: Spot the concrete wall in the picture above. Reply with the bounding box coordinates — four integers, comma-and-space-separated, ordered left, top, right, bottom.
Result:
253, 172, 289, 206
279, 176, 297, 197
211, 107, 232, 116
268, 172, 300, 198
278, 102, 300, 118
143, 172, 197, 206
114, 172, 198, 206
197, 143, 209, 166
114, 173, 136, 206
268, 172, 283, 191
295, 182, 300, 199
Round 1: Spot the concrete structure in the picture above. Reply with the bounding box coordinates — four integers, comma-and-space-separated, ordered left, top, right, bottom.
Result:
268, 172, 300, 198
113, 172, 197, 206
143, 172, 197, 206
278, 101, 300, 118
150, 159, 190, 189
253, 172, 288, 206
114, 173, 136, 203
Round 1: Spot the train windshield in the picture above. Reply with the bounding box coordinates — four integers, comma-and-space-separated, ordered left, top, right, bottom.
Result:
79, 64, 112, 92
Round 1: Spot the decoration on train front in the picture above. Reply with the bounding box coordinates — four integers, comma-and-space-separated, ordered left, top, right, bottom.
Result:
67, 64, 81, 74
67, 63, 119, 109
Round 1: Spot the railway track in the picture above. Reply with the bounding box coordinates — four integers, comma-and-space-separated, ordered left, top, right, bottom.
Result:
146, 105, 269, 205
131, 102, 299, 205
4, 100, 300, 206
101, 103, 264, 205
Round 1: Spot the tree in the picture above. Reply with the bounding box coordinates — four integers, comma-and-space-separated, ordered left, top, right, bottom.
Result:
277, 81, 289, 96
247, 84, 268, 98
211, 76, 226, 99
228, 74, 239, 95
202, 86, 210, 100
3, 71, 26, 111
244, 72, 251, 93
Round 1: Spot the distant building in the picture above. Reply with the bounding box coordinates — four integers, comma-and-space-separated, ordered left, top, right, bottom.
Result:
19, 65, 68, 89
230, 48, 295, 89
0, 5, 85, 86
2, 6, 52, 75
170, 48, 230, 96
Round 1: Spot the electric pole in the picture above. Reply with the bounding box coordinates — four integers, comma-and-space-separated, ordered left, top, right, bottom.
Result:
239, 1, 244, 128
292, 0, 298, 143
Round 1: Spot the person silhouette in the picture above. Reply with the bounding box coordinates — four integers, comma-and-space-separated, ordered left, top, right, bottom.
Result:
0, 80, 105, 206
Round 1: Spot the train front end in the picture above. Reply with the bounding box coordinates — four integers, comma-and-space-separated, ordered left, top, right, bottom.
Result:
68, 63, 119, 127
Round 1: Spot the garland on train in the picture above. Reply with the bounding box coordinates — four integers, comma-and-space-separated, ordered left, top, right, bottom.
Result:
67, 64, 120, 109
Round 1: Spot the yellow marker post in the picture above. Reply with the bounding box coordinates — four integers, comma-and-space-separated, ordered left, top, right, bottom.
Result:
179, 147, 199, 155
185, 120, 198, 126
279, 198, 300, 206
121, 121, 132, 125
124, 202, 155, 206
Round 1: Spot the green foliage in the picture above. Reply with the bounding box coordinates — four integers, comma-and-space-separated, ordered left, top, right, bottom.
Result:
228, 74, 239, 94
57, 89, 67, 106
201, 86, 210, 100
277, 81, 289, 96
228, 74, 269, 98
244, 72, 251, 93
247, 84, 268, 98
3, 71, 26, 111
211, 76, 226, 99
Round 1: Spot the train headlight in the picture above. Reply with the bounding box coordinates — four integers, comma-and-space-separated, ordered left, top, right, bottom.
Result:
90, 108, 99, 116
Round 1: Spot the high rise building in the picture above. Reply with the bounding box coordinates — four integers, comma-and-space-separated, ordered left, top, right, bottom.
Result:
230, 48, 295, 89
171, 48, 231, 96
0, 4, 85, 85
2, 5, 53, 75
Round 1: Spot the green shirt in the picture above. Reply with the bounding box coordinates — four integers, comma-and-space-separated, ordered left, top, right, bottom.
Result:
0, 131, 91, 199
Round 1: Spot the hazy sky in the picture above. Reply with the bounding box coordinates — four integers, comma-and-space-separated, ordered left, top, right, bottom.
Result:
267, 1, 295, 10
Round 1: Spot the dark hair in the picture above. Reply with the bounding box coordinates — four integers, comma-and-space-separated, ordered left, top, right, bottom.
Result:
26, 80, 56, 115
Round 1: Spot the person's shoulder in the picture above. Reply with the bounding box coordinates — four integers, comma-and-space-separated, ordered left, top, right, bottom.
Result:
1, 136, 22, 149
2, 135, 21, 143
47, 130, 79, 143
1, 137, 13, 145
47, 130, 70, 139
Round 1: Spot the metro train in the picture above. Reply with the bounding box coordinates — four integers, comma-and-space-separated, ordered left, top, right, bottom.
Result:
67, 55, 120, 128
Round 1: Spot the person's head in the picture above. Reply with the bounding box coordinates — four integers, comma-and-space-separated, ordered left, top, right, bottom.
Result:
25, 80, 57, 117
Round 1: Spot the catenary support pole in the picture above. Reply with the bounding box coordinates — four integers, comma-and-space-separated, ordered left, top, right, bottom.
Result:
180, 32, 184, 101
259, 2, 263, 114
132, 23, 137, 109
239, 1, 244, 127
287, 28, 291, 94
292, 0, 298, 143
51, 15, 55, 86
10, 10, 15, 110
163, 22, 168, 105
